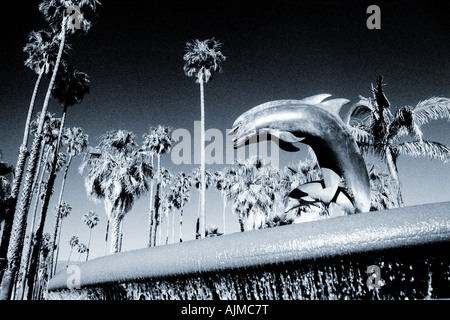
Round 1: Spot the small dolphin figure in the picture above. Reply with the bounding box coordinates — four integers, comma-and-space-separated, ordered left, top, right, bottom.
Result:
229, 94, 371, 214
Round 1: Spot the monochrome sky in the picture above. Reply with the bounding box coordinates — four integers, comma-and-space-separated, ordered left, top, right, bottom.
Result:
0, 0, 449, 261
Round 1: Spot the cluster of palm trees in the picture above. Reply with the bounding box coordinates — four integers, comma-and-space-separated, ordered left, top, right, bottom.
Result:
0, 0, 101, 300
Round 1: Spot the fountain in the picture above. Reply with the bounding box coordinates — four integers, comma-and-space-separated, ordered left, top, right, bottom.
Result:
47, 95, 450, 300
47, 201, 450, 300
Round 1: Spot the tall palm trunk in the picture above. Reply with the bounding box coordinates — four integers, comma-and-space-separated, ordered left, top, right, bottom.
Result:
119, 220, 124, 252
17, 140, 47, 299
151, 154, 161, 247
179, 202, 184, 243
110, 215, 121, 254
0, 68, 45, 280
86, 228, 92, 262
147, 154, 155, 247
385, 146, 404, 207
49, 153, 73, 275
222, 196, 227, 234
53, 218, 63, 273
104, 218, 110, 255
0, 20, 66, 300
26, 104, 68, 300
165, 208, 170, 245
195, 190, 201, 239
239, 218, 245, 232
66, 247, 74, 268
9, 67, 45, 210
171, 207, 175, 244
199, 79, 206, 239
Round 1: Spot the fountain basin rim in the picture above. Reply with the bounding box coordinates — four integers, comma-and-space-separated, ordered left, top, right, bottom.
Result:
47, 201, 450, 292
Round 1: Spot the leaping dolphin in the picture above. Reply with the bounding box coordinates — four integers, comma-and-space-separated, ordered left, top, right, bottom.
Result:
229, 94, 371, 214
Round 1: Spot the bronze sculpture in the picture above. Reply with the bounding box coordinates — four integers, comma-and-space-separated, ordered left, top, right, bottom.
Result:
230, 94, 371, 214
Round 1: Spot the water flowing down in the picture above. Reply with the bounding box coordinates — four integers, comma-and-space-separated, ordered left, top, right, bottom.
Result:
47, 202, 450, 300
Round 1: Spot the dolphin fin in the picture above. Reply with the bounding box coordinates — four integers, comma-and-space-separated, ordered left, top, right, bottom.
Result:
318, 98, 350, 116
298, 94, 332, 105
228, 126, 239, 135
266, 129, 304, 144
278, 141, 301, 152
265, 129, 303, 152
287, 188, 308, 199
284, 189, 321, 213
321, 168, 341, 189
297, 181, 325, 196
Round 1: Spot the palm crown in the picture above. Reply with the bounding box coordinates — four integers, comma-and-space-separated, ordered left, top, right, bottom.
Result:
183, 38, 226, 84
63, 127, 88, 157
52, 63, 90, 108
81, 130, 150, 221
23, 30, 71, 75
83, 210, 99, 229
347, 77, 450, 164
39, 0, 101, 34
142, 125, 173, 156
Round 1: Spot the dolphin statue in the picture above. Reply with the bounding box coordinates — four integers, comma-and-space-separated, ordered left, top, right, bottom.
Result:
229, 94, 371, 214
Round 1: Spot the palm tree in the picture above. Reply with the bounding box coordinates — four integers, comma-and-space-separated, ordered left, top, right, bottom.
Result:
346, 76, 450, 206
183, 38, 226, 239
0, 0, 100, 299
192, 168, 213, 238
83, 211, 99, 261
229, 157, 278, 231
2, 29, 66, 302
49, 126, 88, 274
9, 30, 69, 214
24, 151, 67, 300
9, 114, 63, 295
25, 65, 89, 299
161, 194, 174, 245
49, 201, 72, 274
0, 33, 64, 285
279, 158, 326, 217
77, 243, 88, 263
172, 172, 191, 242
213, 168, 234, 234
0, 160, 14, 252
368, 164, 400, 211
205, 225, 223, 237
156, 167, 173, 246
142, 125, 172, 247
66, 236, 79, 267
80, 130, 150, 254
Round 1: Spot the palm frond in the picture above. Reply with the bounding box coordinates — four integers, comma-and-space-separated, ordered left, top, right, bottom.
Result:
413, 97, 450, 126
348, 125, 373, 145
394, 140, 450, 163
388, 106, 423, 142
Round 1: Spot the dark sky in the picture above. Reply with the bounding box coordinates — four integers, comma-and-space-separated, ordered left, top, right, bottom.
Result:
0, 0, 449, 259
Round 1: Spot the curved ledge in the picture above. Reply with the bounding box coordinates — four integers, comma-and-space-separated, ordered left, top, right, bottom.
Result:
47, 201, 450, 292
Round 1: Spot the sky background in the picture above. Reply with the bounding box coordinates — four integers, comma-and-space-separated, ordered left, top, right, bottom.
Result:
0, 0, 449, 263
